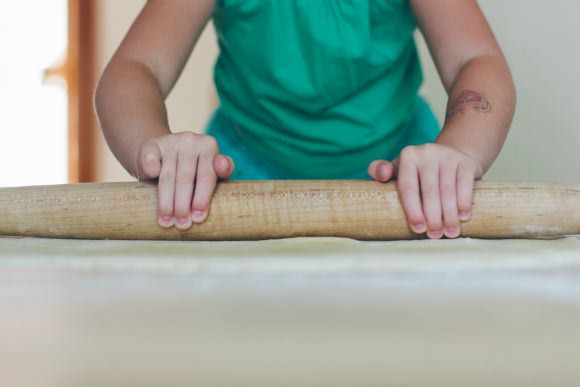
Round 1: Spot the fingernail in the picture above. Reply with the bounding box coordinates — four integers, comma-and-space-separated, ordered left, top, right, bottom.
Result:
176, 217, 192, 229
459, 211, 471, 221
427, 230, 444, 239
412, 223, 427, 234
445, 227, 460, 239
158, 216, 175, 228
192, 211, 207, 223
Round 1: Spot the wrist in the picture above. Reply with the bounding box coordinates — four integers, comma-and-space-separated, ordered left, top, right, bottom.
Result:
435, 130, 487, 177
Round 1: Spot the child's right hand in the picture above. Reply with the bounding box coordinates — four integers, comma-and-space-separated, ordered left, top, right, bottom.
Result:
136, 132, 235, 230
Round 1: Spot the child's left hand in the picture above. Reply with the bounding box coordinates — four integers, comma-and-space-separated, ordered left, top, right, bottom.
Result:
368, 144, 484, 239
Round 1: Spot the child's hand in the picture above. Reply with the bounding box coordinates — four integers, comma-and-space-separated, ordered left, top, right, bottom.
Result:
368, 144, 483, 239
136, 132, 235, 230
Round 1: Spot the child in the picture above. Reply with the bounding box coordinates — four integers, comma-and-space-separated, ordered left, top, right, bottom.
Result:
95, 0, 515, 239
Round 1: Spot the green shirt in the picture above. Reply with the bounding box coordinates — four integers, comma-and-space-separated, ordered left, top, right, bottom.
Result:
213, 0, 424, 178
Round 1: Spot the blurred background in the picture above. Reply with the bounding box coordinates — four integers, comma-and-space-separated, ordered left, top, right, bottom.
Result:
1, 1, 578, 187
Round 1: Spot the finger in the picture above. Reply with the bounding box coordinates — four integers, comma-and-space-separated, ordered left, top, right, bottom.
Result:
419, 162, 443, 239
397, 157, 426, 234
192, 153, 218, 223
157, 151, 177, 228
368, 160, 394, 182
214, 154, 235, 179
138, 142, 162, 180
173, 151, 197, 230
440, 164, 460, 239
457, 164, 475, 221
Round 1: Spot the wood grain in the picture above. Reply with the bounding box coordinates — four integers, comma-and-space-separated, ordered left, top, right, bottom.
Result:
0, 181, 579, 240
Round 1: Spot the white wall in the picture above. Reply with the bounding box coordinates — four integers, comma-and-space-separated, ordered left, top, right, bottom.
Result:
97, 1, 580, 184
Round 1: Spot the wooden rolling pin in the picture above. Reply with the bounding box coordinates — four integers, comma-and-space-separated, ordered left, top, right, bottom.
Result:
0, 181, 579, 240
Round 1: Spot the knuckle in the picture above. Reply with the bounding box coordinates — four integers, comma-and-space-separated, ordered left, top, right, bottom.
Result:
419, 144, 441, 161
415, 144, 429, 155
177, 134, 197, 152
442, 157, 459, 169
400, 146, 416, 160
421, 143, 438, 153
178, 131, 196, 142
202, 135, 219, 152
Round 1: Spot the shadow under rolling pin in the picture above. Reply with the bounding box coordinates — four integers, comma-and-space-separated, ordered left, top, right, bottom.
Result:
0, 180, 579, 240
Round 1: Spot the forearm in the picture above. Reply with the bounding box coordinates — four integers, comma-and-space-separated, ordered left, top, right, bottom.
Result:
436, 55, 516, 175
95, 60, 171, 178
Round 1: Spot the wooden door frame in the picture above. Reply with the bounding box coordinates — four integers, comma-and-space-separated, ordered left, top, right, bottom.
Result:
68, 0, 98, 183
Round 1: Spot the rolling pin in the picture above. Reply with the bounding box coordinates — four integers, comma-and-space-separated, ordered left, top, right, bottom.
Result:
0, 180, 579, 240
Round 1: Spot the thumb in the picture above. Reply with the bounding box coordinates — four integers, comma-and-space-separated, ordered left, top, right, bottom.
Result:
137, 142, 162, 181
214, 154, 235, 179
368, 159, 396, 182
